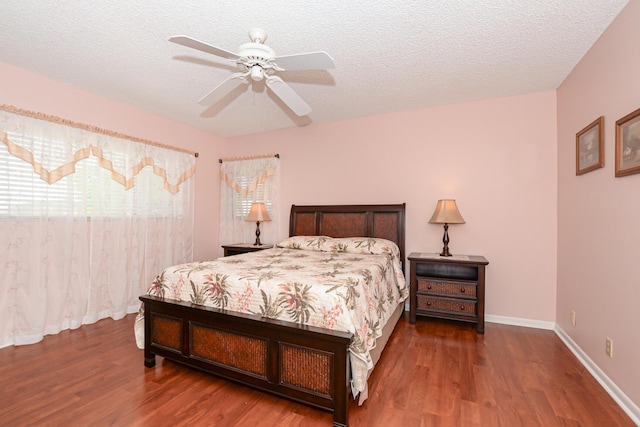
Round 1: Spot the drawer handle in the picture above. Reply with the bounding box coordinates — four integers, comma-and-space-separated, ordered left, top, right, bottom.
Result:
460, 305, 465, 311
427, 285, 432, 290
426, 301, 432, 306
460, 287, 465, 293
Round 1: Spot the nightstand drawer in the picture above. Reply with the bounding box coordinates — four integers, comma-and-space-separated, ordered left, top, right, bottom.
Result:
417, 278, 476, 297
417, 295, 476, 317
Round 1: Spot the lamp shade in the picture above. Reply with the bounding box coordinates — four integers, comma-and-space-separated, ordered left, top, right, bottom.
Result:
428, 199, 465, 224
245, 202, 271, 222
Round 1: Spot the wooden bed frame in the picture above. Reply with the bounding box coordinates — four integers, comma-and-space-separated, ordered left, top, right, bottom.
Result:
140, 203, 406, 427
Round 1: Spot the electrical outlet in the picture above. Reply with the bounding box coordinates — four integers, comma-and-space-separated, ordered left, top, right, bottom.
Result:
605, 337, 613, 358
571, 310, 576, 326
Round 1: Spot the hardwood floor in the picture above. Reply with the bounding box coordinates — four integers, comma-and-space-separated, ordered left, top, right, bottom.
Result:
0, 313, 634, 426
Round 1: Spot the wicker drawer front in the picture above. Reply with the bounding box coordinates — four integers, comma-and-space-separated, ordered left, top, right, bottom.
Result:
417, 295, 476, 317
417, 278, 476, 297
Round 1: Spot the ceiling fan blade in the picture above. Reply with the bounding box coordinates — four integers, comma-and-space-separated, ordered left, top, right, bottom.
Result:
169, 35, 241, 61
198, 73, 248, 106
265, 76, 312, 116
274, 51, 335, 71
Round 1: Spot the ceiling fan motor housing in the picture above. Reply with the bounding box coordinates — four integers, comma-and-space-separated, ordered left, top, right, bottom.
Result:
238, 42, 275, 59
238, 42, 276, 80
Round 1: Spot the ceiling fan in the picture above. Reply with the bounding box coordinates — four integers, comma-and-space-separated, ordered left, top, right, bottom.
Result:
169, 28, 335, 116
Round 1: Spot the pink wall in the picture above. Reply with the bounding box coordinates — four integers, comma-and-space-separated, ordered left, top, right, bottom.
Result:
227, 91, 559, 324
557, 1, 640, 409
0, 62, 223, 262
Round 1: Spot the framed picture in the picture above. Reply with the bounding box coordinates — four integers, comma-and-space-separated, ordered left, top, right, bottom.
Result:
615, 107, 640, 177
576, 116, 604, 175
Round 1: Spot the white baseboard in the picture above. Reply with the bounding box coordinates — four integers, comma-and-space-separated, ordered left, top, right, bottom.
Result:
554, 326, 640, 425
485, 314, 555, 330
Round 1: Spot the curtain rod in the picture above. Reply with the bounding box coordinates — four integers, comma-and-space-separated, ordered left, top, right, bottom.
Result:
0, 104, 199, 157
219, 153, 279, 163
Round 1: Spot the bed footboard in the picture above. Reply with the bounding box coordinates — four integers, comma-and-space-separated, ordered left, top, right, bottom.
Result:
140, 295, 353, 427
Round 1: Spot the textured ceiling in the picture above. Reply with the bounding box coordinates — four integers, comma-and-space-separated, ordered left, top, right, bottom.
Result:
1, 1, 629, 138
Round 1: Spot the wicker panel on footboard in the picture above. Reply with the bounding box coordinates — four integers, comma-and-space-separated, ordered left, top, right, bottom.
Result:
141, 295, 353, 427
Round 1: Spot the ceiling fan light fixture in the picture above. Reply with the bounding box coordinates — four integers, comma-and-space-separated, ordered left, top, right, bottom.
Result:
250, 65, 264, 81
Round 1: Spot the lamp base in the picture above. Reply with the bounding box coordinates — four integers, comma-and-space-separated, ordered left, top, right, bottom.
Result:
254, 221, 262, 246
439, 223, 453, 256
439, 247, 452, 257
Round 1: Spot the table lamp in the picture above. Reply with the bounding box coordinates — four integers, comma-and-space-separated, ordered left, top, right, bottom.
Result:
245, 202, 271, 246
428, 199, 465, 256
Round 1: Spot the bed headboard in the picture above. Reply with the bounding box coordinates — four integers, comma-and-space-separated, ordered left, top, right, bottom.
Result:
289, 203, 406, 271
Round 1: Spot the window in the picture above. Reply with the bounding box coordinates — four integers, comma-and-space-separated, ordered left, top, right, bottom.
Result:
219, 156, 279, 248
232, 177, 272, 219
0, 107, 196, 347
0, 131, 189, 218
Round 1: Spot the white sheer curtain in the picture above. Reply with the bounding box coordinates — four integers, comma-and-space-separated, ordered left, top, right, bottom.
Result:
0, 108, 195, 347
219, 156, 279, 252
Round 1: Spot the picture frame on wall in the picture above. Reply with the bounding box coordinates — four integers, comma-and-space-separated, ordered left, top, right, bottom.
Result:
615, 107, 640, 177
576, 116, 604, 175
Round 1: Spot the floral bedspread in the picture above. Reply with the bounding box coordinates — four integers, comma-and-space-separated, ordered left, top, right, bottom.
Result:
135, 236, 407, 401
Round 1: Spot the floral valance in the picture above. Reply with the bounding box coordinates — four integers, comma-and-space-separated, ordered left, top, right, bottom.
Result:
220, 155, 278, 197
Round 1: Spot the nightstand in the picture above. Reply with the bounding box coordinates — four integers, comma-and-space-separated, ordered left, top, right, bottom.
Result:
222, 243, 273, 257
408, 252, 489, 333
